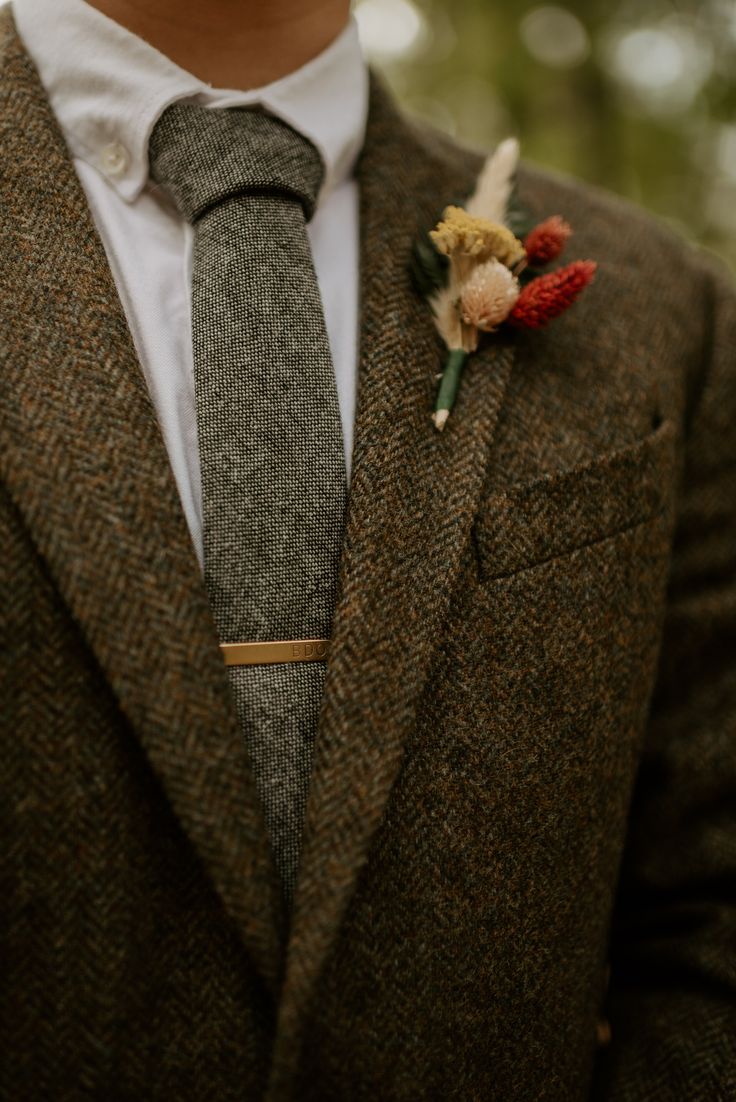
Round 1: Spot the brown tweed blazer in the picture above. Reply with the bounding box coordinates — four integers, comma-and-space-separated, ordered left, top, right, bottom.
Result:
1, 5, 735, 1100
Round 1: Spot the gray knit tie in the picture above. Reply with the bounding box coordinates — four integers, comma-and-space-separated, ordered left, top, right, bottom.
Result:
148, 102, 348, 904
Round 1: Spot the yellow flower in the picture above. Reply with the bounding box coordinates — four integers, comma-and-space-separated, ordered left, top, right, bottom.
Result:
430, 205, 526, 269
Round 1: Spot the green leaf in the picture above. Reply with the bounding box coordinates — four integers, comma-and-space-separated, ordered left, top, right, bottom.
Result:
410, 235, 449, 298
506, 182, 535, 239
519, 264, 547, 284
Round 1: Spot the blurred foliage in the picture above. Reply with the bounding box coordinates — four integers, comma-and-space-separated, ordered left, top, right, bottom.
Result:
355, 0, 736, 270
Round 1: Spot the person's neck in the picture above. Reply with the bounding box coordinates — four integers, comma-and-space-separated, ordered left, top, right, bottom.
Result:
85, 0, 352, 89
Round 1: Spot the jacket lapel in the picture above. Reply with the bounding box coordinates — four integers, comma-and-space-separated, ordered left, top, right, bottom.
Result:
271, 76, 515, 1091
0, 8, 286, 995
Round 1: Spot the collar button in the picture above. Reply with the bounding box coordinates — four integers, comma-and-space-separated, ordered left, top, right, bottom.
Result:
100, 141, 130, 178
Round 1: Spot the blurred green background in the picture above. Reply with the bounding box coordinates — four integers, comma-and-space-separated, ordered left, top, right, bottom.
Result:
353, 0, 736, 270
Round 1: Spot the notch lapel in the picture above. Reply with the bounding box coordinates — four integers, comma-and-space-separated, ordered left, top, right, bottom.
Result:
0, 8, 286, 995
270, 77, 515, 1091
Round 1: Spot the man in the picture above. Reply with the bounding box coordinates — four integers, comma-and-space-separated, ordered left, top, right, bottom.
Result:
1, 0, 734, 1097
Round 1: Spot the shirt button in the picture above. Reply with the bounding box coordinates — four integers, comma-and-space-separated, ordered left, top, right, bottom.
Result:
99, 141, 130, 178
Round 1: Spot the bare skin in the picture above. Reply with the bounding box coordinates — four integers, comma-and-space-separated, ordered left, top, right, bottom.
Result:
87, 0, 352, 88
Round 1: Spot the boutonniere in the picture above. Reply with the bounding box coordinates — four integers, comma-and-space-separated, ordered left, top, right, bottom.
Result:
411, 139, 597, 430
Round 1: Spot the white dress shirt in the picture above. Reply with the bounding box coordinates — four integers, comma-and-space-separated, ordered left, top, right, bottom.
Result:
14, 0, 369, 566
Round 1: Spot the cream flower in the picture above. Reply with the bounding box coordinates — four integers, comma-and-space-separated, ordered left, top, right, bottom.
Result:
460, 258, 520, 331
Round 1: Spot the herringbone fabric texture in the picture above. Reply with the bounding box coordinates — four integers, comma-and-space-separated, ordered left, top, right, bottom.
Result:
3, 5, 736, 1099
149, 103, 348, 902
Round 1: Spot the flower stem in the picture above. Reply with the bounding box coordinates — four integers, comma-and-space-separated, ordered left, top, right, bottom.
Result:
432, 348, 469, 430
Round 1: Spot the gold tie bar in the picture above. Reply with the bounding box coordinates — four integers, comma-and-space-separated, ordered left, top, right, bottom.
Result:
219, 639, 330, 667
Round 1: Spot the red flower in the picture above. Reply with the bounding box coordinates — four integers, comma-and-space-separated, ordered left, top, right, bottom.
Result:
523, 215, 572, 266
509, 260, 597, 329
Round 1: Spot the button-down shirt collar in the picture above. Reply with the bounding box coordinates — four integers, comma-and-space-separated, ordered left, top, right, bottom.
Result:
15, 0, 369, 204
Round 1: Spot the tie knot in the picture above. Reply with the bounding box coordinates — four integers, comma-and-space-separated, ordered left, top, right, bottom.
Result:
148, 100, 325, 224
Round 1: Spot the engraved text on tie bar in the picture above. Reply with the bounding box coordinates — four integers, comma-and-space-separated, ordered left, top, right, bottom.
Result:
219, 639, 330, 666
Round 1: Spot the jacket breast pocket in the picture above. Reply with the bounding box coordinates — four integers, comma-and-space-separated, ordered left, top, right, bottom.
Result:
472, 418, 678, 583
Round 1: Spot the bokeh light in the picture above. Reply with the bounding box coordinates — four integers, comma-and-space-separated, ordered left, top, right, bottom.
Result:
520, 7, 590, 69
354, 0, 429, 62
604, 21, 714, 114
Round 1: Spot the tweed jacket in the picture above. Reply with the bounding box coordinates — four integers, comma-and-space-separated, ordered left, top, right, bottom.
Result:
1, 5, 735, 1100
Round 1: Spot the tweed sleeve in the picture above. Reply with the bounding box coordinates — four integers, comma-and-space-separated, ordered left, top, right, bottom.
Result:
591, 256, 736, 1100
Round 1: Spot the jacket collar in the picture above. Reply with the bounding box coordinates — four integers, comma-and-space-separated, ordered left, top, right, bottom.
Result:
0, 4, 514, 1061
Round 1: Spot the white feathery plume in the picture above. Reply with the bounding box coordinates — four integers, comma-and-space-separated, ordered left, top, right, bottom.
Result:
429, 281, 463, 351
429, 280, 480, 355
464, 137, 520, 224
